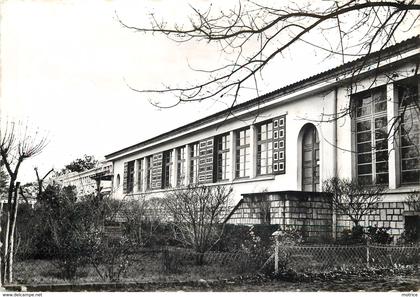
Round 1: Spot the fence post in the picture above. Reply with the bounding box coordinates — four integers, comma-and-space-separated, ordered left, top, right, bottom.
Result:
366, 239, 370, 268
272, 231, 281, 274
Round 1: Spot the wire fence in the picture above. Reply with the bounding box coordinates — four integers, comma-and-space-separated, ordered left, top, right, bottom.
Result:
274, 244, 420, 273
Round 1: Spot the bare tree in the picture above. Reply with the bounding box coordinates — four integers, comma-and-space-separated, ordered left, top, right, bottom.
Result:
323, 177, 386, 227
163, 184, 232, 264
0, 120, 48, 284
120, 1, 419, 110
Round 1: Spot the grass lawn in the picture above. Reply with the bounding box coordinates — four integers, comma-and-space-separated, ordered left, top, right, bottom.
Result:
13, 251, 253, 285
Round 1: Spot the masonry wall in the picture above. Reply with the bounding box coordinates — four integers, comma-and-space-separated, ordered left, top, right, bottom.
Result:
227, 191, 333, 242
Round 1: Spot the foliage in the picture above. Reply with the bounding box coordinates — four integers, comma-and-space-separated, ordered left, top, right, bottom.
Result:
323, 177, 385, 226
405, 191, 420, 212
90, 236, 133, 282
121, 197, 170, 248
0, 165, 8, 198
37, 184, 102, 279
339, 225, 366, 244
163, 184, 232, 265
366, 226, 392, 245
61, 154, 98, 174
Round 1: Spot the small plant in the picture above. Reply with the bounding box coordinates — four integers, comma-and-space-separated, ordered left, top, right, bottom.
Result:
90, 236, 133, 282
366, 226, 392, 244
406, 191, 420, 212
160, 249, 183, 274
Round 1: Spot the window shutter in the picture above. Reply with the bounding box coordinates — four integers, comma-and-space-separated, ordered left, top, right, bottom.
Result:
272, 115, 286, 175
123, 162, 128, 193
151, 153, 163, 189
198, 138, 214, 183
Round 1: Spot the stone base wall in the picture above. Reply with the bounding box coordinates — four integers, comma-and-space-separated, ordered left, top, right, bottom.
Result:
336, 202, 408, 237
227, 191, 333, 241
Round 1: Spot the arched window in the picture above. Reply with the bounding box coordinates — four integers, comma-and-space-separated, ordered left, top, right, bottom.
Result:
301, 124, 320, 191
115, 174, 120, 189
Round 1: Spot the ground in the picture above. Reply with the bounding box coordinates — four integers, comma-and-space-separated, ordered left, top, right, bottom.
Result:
9, 253, 420, 292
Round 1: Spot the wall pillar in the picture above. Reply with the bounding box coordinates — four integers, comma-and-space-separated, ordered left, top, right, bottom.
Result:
142, 158, 148, 191
250, 124, 257, 178
229, 131, 236, 181
185, 144, 191, 185
172, 148, 177, 187
134, 159, 139, 193
387, 83, 399, 189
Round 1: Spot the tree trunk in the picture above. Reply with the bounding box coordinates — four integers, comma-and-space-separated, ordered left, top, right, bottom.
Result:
3, 179, 15, 283
0, 202, 3, 287
8, 182, 20, 283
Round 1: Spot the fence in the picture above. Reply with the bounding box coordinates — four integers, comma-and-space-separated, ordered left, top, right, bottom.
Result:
274, 243, 420, 273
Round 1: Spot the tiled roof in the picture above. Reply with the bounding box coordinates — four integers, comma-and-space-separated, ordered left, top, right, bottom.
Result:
106, 35, 420, 160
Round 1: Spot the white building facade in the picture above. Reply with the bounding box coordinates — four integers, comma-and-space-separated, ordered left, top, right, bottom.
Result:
105, 37, 420, 240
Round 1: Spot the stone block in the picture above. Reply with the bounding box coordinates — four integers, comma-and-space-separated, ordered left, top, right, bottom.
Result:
396, 221, 404, 229
397, 202, 404, 209
390, 202, 396, 209
386, 215, 392, 221
386, 208, 393, 215
377, 221, 384, 227
380, 209, 386, 220
384, 221, 390, 227
392, 215, 399, 221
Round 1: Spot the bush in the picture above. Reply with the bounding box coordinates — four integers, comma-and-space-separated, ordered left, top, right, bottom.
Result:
366, 226, 392, 244
214, 224, 279, 274
90, 236, 133, 282
214, 224, 278, 252
339, 225, 365, 244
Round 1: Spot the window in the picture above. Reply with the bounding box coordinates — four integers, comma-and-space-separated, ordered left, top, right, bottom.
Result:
216, 134, 230, 181
235, 127, 250, 178
354, 88, 388, 185
273, 115, 286, 174
398, 83, 420, 184
123, 160, 135, 194
257, 121, 273, 175
115, 174, 120, 189
163, 150, 173, 188
148, 154, 163, 190
198, 138, 214, 183
176, 147, 186, 186
190, 143, 200, 184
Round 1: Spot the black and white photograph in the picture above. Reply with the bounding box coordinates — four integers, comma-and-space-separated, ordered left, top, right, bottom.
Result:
0, 0, 420, 294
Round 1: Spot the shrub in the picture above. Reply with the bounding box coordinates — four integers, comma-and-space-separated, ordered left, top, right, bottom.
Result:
90, 236, 133, 282
339, 225, 365, 244
366, 226, 392, 244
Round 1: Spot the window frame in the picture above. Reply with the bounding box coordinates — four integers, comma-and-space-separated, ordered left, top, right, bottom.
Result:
353, 87, 389, 186
235, 127, 251, 178
257, 121, 273, 176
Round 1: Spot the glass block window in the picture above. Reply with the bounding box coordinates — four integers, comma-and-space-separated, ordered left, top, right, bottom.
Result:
216, 133, 230, 181
354, 88, 388, 185
235, 127, 250, 178
176, 147, 186, 186
273, 115, 286, 174
163, 150, 173, 188
190, 143, 200, 184
198, 138, 214, 183
257, 121, 273, 175
398, 83, 420, 184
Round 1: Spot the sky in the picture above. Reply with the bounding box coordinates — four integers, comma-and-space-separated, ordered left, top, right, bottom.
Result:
0, 0, 418, 182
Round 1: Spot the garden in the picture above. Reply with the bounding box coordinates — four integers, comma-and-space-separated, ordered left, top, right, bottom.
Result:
3, 183, 420, 292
